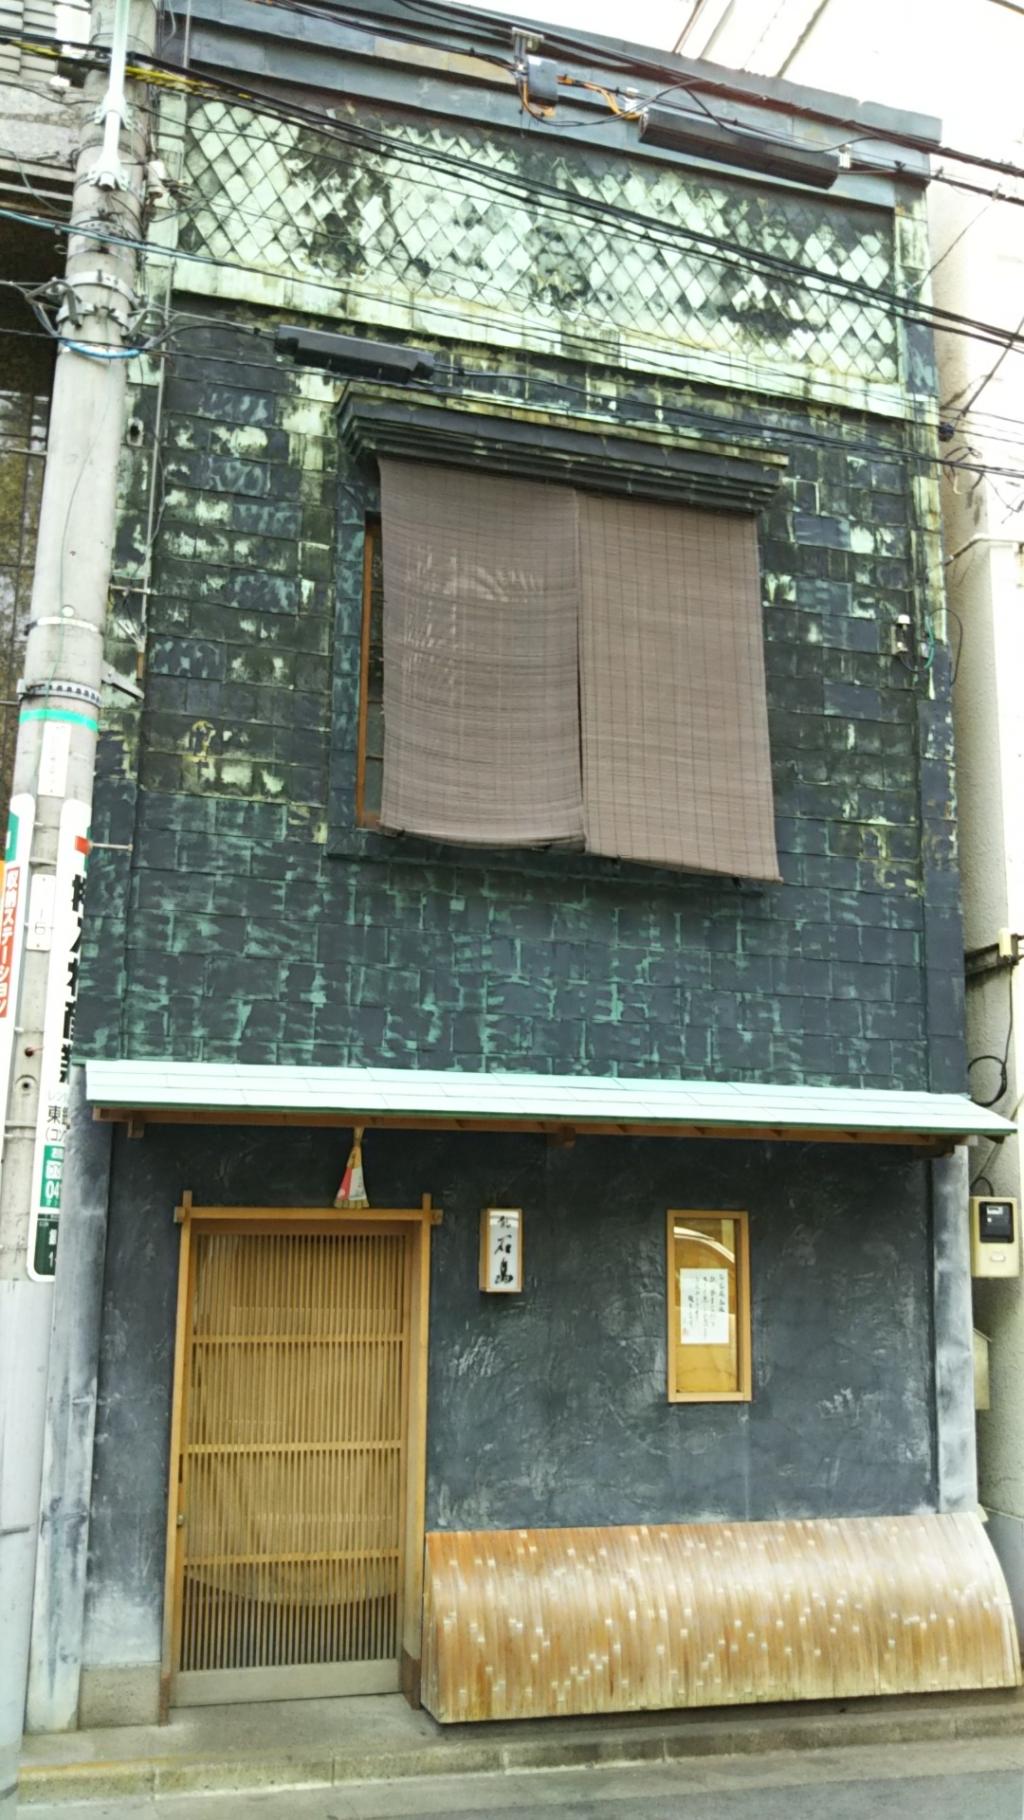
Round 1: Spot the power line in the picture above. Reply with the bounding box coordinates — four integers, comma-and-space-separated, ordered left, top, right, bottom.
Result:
12, 10, 1024, 198
130, 25, 1024, 205
920, 163, 1024, 219
924, 194, 997, 283
4, 190, 1020, 427
160, 71, 1024, 348
94, 64, 1024, 364
161, 188, 929, 418
166, 165, 1024, 420
7, 38, 1024, 461
7, 85, 1024, 436
376, 0, 1024, 187
12, 12, 1024, 258
950, 302, 1024, 423
4, 297, 1024, 496
157, 304, 1024, 455
7, 162, 1024, 452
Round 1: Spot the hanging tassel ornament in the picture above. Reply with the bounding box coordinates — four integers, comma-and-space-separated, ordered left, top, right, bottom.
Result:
334, 1126, 369, 1209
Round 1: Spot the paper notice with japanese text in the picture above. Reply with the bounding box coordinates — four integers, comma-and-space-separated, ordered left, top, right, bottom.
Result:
680, 1267, 730, 1345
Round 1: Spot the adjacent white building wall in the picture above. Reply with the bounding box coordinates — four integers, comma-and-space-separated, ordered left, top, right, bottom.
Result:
0, 0, 85, 204
935, 165, 1024, 1610
671, 0, 1024, 1616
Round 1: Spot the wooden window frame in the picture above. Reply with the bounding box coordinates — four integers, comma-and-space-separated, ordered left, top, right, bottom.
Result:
666, 1208, 752, 1405
355, 515, 382, 829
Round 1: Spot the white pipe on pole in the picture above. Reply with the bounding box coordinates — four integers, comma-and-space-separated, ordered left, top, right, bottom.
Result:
90, 0, 132, 191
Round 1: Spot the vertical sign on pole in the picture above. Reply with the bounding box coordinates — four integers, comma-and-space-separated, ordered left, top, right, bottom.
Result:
27, 799, 89, 1281
0, 794, 36, 1196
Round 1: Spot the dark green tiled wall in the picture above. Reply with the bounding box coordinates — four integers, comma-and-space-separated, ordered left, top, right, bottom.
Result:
79, 323, 963, 1091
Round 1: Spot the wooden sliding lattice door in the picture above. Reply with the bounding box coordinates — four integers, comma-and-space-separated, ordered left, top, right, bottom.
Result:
164, 1206, 432, 1707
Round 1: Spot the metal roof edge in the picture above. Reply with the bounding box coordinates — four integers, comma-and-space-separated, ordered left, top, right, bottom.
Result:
82, 1060, 1015, 1140
179, 0, 941, 153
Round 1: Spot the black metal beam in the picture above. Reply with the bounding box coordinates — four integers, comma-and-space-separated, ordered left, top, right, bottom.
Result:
275, 325, 435, 381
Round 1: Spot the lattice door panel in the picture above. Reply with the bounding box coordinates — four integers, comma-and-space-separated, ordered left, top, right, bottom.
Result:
175, 1227, 411, 1700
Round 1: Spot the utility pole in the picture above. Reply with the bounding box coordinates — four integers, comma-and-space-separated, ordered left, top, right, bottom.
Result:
0, 0, 155, 1806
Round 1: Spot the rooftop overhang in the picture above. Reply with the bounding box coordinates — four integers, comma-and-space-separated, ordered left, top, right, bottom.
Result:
85, 1062, 1014, 1151
165, 0, 939, 200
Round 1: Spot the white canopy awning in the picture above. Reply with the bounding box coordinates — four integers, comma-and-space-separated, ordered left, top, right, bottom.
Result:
84, 1060, 1015, 1148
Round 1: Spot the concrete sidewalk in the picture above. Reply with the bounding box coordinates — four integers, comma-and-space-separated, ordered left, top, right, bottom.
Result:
21, 1734, 1024, 1820
18, 1688, 1024, 1807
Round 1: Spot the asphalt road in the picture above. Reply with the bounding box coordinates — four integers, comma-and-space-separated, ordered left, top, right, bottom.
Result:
23, 1737, 1024, 1819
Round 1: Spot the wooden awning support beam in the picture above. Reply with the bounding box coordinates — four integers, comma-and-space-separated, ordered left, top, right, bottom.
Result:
93, 1106, 957, 1151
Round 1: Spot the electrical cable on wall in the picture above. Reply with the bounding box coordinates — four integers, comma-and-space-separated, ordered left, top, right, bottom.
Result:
3, 103, 1024, 379
5, 258, 1024, 495
968, 986, 1015, 1109
2, 302, 1024, 497
943, 607, 965, 683
2, 197, 1018, 391
5, 14, 1024, 215
12, 4, 1024, 196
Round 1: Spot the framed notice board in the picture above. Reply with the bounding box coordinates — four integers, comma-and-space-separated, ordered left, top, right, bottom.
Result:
667, 1210, 751, 1403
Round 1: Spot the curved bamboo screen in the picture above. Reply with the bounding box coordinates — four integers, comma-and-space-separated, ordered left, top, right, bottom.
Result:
421, 1514, 1020, 1723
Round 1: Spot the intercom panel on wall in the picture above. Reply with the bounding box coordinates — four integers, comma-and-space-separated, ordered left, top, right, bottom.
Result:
970, 1197, 1021, 1279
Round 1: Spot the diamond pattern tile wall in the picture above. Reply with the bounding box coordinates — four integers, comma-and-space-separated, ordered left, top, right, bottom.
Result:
180, 100, 899, 389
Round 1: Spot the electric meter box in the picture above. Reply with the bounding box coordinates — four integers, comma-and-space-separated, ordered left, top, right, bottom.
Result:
970, 1196, 1021, 1279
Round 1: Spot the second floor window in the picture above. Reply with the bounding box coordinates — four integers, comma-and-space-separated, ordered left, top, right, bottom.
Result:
356, 459, 780, 881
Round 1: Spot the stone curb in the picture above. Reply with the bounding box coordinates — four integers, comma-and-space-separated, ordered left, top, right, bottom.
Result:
20, 1693, 1024, 1806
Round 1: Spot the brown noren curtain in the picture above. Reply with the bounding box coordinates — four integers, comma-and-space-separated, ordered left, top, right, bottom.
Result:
379, 460, 584, 847
578, 495, 780, 880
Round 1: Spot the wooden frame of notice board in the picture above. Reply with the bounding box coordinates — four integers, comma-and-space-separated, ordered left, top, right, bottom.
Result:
667, 1210, 752, 1404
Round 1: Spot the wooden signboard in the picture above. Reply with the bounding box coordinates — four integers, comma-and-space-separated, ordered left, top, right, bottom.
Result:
479, 1207, 523, 1293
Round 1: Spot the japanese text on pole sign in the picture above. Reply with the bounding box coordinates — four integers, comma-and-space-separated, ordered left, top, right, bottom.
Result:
60, 855, 86, 1087
0, 861, 22, 1018
28, 800, 89, 1280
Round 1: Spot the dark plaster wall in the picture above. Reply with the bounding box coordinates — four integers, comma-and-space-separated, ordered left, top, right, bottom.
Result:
83, 1123, 935, 1667
424, 1133, 935, 1530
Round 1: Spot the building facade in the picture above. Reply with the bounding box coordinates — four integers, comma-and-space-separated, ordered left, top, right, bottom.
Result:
22, 0, 1019, 1732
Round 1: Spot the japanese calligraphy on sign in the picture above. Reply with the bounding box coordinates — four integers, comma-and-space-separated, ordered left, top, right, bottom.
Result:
28, 799, 89, 1281
680, 1267, 730, 1346
480, 1207, 523, 1294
